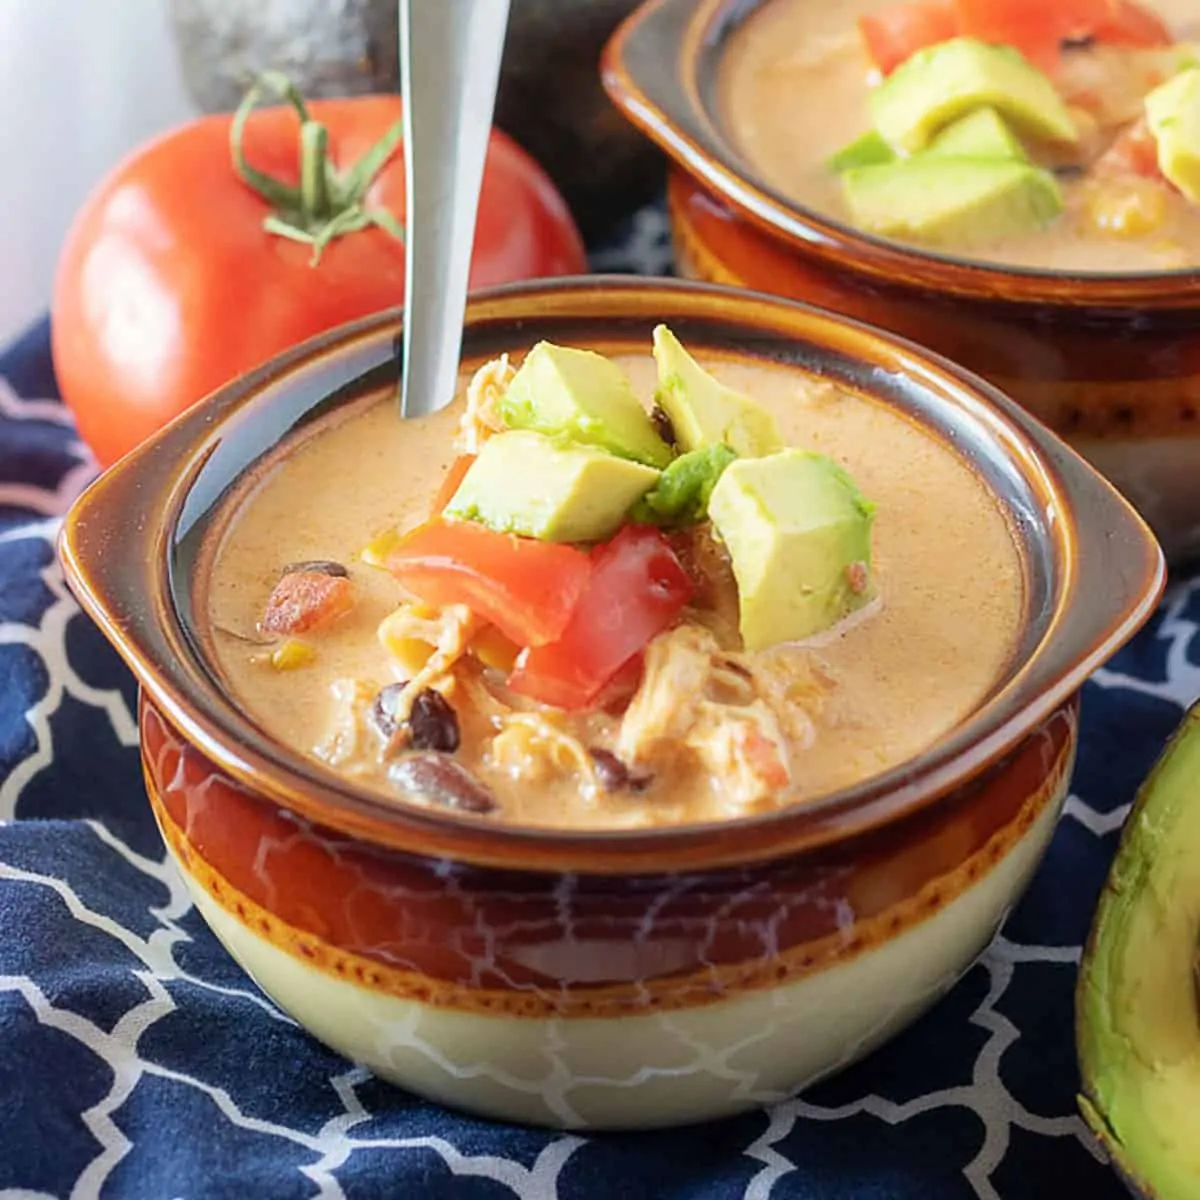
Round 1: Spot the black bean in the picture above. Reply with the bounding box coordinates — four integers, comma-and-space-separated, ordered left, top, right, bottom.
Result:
368, 682, 409, 740
409, 688, 461, 753
389, 753, 498, 814
281, 559, 349, 579
590, 748, 653, 794
650, 403, 677, 448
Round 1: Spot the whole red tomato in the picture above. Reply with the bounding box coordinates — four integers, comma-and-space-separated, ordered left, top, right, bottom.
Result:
52, 80, 587, 467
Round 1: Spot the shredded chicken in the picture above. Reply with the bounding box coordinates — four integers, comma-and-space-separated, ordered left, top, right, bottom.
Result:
314, 679, 382, 772
456, 354, 514, 453
489, 711, 600, 789
615, 624, 822, 813
376, 602, 480, 721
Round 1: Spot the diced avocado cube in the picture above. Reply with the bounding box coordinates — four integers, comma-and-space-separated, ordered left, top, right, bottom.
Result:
926, 106, 1028, 162
870, 38, 1078, 153
841, 157, 1062, 247
1145, 67, 1200, 204
652, 325, 783, 458
443, 430, 659, 544
708, 450, 875, 651
631, 443, 737, 528
500, 342, 672, 469
828, 129, 896, 172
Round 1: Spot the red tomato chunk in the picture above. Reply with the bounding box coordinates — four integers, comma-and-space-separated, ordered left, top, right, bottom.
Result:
261, 571, 355, 635
509, 526, 695, 710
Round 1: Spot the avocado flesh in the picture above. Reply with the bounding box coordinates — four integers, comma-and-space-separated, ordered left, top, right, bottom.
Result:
707, 450, 875, 651
828, 129, 896, 172
651, 325, 783, 458
1145, 68, 1200, 205
871, 38, 1078, 153
841, 157, 1062, 248
501, 342, 673, 469
1077, 701, 1200, 1200
926, 106, 1028, 161
443, 429, 659, 543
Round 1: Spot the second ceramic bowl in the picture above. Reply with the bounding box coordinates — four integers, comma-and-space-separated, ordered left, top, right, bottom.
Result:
603, 0, 1200, 564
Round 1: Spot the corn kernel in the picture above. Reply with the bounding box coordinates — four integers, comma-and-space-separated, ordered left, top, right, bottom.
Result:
359, 526, 403, 568
1082, 179, 1168, 239
471, 625, 520, 673
270, 639, 317, 671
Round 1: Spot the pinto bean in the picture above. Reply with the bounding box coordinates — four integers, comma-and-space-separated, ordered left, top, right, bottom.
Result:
368, 682, 408, 740
369, 684, 460, 752
389, 753, 498, 814
649, 403, 678, 448
589, 748, 653, 794
280, 559, 349, 579
408, 688, 461, 753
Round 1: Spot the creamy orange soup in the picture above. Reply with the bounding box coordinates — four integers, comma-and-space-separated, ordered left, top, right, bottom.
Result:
204, 352, 1023, 830
720, 0, 1200, 270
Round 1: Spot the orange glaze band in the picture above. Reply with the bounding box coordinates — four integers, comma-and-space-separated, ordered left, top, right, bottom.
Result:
142, 697, 1076, 1018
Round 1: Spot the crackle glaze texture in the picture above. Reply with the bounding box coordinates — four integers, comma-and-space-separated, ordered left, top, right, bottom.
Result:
143, 695, 1076, 1127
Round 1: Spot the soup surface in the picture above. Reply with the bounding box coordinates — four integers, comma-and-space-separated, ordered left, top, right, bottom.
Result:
205, 350, 1023, 829
720, 0, 1200, 270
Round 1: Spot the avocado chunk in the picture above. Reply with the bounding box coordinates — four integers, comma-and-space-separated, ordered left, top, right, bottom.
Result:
443, 430, 659, 543
870, 38, 1078, 153
828, 129, 896, 172
652, 326, 783, 458
841, 157, 1062, 247
1077, 701, 1200, 1200
631, 443, 737, 528
926, 106, 1028, 161
707, 450, 875, 651
1145, 67, 1200, 204
500, 342, 673, 469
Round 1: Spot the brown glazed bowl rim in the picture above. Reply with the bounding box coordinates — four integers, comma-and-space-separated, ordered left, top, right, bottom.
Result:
601, 0, 1200, 309
58, 277, 1165, 875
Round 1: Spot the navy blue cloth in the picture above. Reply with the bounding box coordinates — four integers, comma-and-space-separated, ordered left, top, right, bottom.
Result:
1, 216, 1196, 1197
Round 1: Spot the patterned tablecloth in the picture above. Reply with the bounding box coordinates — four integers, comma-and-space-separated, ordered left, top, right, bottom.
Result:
2, 206, 1197, 1199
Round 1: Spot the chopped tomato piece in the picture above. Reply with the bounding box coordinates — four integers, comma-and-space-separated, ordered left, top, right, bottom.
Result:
740, 727, 792, 791
261, 571, 355, 635
594, 654, 646, 715
431, 455, 477, 515
1093, 0, 1173, 47
954, 0, 1116, 72
1096, 116, 1164, 179
509, 526, 694, 710
858, 0, 960, 74
385, 517, 591, 647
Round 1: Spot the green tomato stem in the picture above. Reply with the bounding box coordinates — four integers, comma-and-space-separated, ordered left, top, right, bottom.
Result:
229, 71, 405, 263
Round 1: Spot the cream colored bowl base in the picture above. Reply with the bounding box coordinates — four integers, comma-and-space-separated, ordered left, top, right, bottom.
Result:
174, 786, 1063, 1131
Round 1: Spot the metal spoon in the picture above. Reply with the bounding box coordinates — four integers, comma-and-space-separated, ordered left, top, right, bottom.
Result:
398, 0, 513, 419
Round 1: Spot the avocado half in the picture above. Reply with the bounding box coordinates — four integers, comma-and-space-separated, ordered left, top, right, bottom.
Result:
1077, 702, 1200, 1199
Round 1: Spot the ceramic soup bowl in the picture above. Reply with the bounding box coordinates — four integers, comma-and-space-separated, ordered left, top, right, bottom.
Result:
602, 0, 1200, 565
58, 278, 1164, 1131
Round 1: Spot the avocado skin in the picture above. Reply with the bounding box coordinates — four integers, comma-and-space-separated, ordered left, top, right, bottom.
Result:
1076, 701, 1200, 1200
166, 0, 661, 240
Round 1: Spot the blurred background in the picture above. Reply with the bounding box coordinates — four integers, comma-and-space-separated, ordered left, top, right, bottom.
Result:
0, 0, 663, 345
0, 0, 194, 344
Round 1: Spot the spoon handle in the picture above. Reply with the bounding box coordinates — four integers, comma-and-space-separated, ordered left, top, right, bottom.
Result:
399, 0, 512, 419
